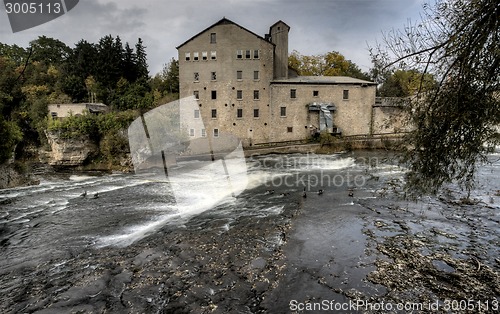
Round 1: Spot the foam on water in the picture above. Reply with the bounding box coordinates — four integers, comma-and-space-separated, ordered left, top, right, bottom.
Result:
96, 154, 249, 247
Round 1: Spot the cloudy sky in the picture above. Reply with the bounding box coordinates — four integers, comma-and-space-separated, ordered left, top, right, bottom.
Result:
0, 0, 426, 75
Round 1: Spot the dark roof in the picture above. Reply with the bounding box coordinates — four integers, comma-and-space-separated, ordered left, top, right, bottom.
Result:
272, 76, 376, 85
176, 17, 274, 49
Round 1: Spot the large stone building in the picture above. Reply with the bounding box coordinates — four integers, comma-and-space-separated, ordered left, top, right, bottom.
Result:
177, 18, 378, 147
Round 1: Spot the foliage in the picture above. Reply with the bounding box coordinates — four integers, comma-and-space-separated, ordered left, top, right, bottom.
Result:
371, 0, 500, 196
29, 36, 71, 65
47, 113, 98, 139
0, 34, 180, 165
378, 69, 437, 97
99, 130, 129, 162
47, 110, 137, 140
163, 58, 179, 94
288, 50, 370, 80
0, 118, 23, 164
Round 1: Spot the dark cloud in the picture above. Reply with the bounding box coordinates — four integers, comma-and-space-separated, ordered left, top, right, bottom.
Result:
0, 0, 425, 74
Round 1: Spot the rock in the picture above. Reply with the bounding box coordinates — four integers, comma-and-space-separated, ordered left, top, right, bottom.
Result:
0, 163, 39, 189
45, 131, 98, 167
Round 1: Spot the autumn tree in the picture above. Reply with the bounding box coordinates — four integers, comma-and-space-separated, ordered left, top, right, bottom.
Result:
288, 50, 370, 80
378, 69, 436, 97
371, 0, 500, 196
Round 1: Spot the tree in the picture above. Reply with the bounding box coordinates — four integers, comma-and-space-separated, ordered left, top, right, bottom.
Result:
96, 35, 124, 91
371, 0, 500, 196
163, 58, 179, 94
0, 117, 22, 164
288, 50, 370, 80
378, 69, 436, 97
29, 36, 71, 65
135, 38, 149, 81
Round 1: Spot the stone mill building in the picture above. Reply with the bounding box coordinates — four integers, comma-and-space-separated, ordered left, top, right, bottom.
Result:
176, 18, 379, 148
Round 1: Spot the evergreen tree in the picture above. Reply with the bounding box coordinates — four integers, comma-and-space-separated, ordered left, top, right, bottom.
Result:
123, 43, 137, 82
135, 38, 149, 81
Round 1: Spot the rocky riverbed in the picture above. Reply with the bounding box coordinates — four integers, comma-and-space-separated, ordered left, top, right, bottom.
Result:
0, 151, 498, 313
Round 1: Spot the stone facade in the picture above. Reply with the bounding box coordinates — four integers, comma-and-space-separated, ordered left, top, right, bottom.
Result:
177, 18, 378, 147
48, 103, 108, 119
372, 98, 411, 135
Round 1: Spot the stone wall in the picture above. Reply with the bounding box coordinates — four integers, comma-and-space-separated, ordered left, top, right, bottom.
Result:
269, 83, 376, 143
371, 98, 411, 135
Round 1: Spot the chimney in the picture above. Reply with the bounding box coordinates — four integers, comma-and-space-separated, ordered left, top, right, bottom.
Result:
268, 21, 290, 80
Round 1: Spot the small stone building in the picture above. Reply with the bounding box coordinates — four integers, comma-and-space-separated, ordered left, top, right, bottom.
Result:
177, 18, 378, 147
48, 103, 108, 119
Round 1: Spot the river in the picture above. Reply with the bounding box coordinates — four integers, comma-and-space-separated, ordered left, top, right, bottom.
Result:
0, 151, 499, 313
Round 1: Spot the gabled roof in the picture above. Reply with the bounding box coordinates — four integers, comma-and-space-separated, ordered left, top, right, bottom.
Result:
176, 17, 274, 49
269, 20, 290, 33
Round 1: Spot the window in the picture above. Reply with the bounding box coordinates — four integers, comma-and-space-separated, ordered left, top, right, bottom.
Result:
236, 50, 243, 59
185, 52, 190, 61
280, 106, 287, 117
313, 90, 319, 97
202, 51, 207, 60
193, 52, 199, 61
237, 108, 243, 118
254, 71, 259, 80
213, 128, 219, 137
211, 71, 217, 80
253, 90, 259, 100
194, 109, 200, 118
189, 129, 195, 137
210, 33, 216, 43
211, 90, 217, 100
193, 91, 199, 100
236, 70, 242, 80
245, 50, 251, 59
343, 89, 349, 100
290, 89, 297, 98
211, 109, 217, 118
287, 127, 293, 133
254, 109, 259, 118
236, 90, 243, 100
211, 51, 216, 60
194, 72, 199, 81
201, 129, 206, 137
51, 112, 57, 118
253, 50, 259, 59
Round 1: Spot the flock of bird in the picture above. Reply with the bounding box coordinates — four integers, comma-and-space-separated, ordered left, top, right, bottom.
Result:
80, 191, 99, 199
265, 188, 354, 199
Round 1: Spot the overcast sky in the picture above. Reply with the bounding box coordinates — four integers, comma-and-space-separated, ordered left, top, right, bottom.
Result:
0, 0, 426, 75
